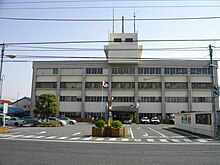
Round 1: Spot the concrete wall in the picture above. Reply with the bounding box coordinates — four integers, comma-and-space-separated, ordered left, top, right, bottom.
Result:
175, 112, 214, 138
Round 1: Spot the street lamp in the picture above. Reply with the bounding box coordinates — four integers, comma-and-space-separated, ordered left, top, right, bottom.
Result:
0, 43, 16, 104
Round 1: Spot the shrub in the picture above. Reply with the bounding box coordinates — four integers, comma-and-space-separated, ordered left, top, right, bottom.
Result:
95, 119, 105, 128
32, 121, 61, 127
111, 120, 122, 128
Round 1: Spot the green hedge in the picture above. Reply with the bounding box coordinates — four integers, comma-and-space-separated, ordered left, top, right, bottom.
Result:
32, 121, 61, 127
111, 120, 122, 128
95, 119, 106, 128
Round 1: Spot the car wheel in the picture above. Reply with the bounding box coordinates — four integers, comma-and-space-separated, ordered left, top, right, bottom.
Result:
69, 121, 74, 125
14, 122, 18, 126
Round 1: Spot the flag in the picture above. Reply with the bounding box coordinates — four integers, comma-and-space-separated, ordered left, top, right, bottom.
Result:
102, 81, 108, 88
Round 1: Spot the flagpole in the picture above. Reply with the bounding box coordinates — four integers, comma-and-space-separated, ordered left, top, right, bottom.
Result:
102, 82, 103, 113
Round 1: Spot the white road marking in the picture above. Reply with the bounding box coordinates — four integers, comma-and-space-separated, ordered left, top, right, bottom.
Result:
143, 133, 148, 137
23, 135, 35, 138
45, 136, 57, 139
70, 137, 80, 140
34, 136, 45, 139
129, 127, 134, 139
160, 139, 168, 142
146, 139, 155, 142
36, 131, 46, 135
57, 137, 68, 140
183, 139, 192, 143
134, 139, 142, 142
122, 138, 129, 141
171, 139, 181, 143
96, 138, 104, 141
109, 138, 116, 141
83, 136, 92, 140
12, 135, 23, 138
197, 139, 208, 143
148, 127, 167, 137
72, 132, 81, 136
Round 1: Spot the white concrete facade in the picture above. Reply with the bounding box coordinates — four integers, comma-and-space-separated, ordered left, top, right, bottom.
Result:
31, 32, 219, 122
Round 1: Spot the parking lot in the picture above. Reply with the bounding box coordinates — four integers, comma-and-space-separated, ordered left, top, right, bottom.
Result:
0, 123, 218, 144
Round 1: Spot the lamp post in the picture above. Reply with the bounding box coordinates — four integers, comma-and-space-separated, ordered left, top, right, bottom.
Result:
0, 43, 16, 104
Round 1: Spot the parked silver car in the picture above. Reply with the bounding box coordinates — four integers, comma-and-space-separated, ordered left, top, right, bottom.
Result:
58, 117, 77, 125
48, 117, 67, 126
6, 117, 26, 127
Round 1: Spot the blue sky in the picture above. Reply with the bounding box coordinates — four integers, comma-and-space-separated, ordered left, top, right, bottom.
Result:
0, 0, 220, 101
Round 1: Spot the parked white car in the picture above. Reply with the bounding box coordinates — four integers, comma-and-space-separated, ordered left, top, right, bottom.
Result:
48, 117, 67, 126
6, 117, 26, 127
58, 117, 77, 125
141, 117, 150, 124
151, 117, 160, 124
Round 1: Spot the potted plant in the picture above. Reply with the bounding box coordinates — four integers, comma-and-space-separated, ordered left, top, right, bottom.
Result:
92, 119, 106, 137
110, 120, 125, 137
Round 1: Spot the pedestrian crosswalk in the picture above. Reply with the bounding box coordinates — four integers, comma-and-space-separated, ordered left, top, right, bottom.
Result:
0, 133, 213, 143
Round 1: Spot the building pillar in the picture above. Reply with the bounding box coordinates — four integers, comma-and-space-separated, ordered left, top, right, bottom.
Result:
161, 68, 166, 119
30, 67, 37, 116
81, 67, 86, 118
187, 68, 192, 112
56, 67, 61, 117
134, 68, 139, 123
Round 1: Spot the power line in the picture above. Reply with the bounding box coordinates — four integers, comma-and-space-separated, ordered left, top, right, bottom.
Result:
0, 16, 220, 22
3, 39, 220, 46
2, 5, 220, 10
2, 0, 217, 5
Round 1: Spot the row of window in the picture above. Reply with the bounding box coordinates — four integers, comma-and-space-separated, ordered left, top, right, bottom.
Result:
59, 96, 212, 103
36, 68, 211, 75
37, 82, 212, 90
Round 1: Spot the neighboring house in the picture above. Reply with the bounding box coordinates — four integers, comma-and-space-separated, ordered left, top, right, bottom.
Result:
0, 100, 13, 105
12, 97, 31, 115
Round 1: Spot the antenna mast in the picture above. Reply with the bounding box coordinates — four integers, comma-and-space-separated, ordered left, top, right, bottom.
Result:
122, 16, 124, 33
112, 7, 115, 33
133, 12, 136, 33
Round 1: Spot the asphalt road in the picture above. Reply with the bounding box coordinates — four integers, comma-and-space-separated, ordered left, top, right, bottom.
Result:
0, 139, 220, 165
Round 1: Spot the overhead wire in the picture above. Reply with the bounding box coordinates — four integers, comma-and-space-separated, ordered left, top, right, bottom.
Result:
1, 16, 220, 22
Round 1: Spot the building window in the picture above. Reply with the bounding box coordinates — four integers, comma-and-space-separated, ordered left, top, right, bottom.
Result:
165, 82, 188, 89
85, 82, 103, 89
112, 82, 135, 89
59, 112, 81, 118
165, 97, 188, 103
139, 97, 161, 102
60, 96, 82, 102
138, 68, 161, 74
61, 68, 82, 75
36, 82, 57, 88
112, 68, 135, 74
125, 38, 133, 42
138, 82, 161, 89
192, 83, 212, 89
164, 68, 187, 75
85, 96, 108, 102
60, 82, 82, 89
113, 97, 135, 102
86, 68, 103, 74
114, 38, 122, 42
192, 97, 212, 103
196, 113, 211, 125
191, 68, 211, 75
36, 68, 58, 75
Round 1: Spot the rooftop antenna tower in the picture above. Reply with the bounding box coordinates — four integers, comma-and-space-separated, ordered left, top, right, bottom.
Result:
122, 16, 124, 33
112, 6, 115, 33
133, 12, 136, 33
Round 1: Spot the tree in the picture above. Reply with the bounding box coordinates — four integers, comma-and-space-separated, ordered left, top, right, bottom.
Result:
34, 94, 58, 118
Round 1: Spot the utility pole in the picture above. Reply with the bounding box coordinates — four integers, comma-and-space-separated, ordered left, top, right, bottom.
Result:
0, 43, 5, 104
209, 44, 217, 139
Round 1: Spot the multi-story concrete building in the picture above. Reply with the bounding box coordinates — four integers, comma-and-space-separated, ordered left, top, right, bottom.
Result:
31, 32, 218, 123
